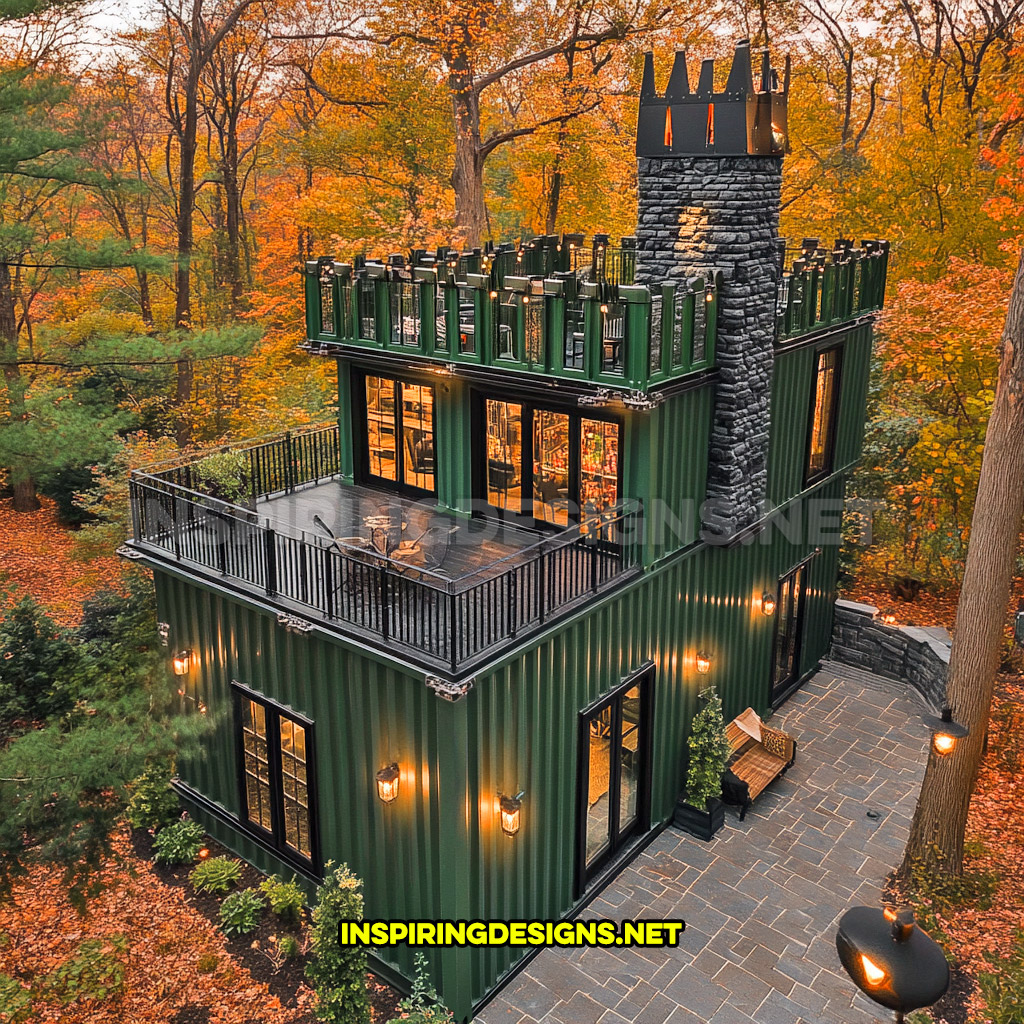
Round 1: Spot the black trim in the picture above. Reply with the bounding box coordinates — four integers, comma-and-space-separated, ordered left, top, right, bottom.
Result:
803, 344, 843, 487
472, 389, 624, 530
773, 312, 877, 352
769, 553, 815, 704
574, 664, 654, 898
355, 370, 438, 498
309, 341, 719, 403
231, 680, 322, 876
174, 779, 324, 883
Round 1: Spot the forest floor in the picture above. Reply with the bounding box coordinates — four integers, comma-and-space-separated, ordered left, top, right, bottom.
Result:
1, 508, 1023, 1022
0, 497, 123, 625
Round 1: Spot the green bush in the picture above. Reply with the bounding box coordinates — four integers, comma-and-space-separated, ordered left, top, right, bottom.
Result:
0, 972, 33, 1023
979, 930, 1024, 1024
219, 888, 265, 936
386, 951, 454, 1024
152, 819, 205, 865
259, 874, 305, 924
190, 857, 242, 895
193, 451, 251, 505
684, 686, 732, 811
125, 761, 179, 831
278, 934, 300, 960
306, 862, 371, 1024
0, 597, 83, 729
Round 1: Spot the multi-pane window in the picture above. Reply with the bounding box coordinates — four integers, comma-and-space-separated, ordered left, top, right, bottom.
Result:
237, 689, 314, 864
806, 346, 841, 482
364, 375, 435, 494
486, 400, 523, 514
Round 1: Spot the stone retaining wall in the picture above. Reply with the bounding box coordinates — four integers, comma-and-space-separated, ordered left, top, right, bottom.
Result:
830, 599, 950, 710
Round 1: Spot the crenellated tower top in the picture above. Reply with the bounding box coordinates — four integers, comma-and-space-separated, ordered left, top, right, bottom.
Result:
636, 40, 790, 159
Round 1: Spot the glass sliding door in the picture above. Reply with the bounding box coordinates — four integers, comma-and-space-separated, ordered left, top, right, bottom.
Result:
772, 561, 808, 702
580, 418, 620, 515
533, 410, 571, 526
363, 375, 435, 495
577, 669, 652, 894
485, 400, 523, 513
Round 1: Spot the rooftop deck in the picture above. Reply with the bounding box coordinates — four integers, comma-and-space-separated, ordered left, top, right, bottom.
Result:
302, 234, 888, 391
127, 426, 642, 676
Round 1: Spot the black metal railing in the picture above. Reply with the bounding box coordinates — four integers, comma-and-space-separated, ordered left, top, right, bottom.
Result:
143, 425, 341, 504
129, 460, 641, 674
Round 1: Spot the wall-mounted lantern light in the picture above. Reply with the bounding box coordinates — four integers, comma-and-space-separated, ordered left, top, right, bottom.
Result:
499, 792, 523, 837
172, 650, 193, 676
836, 906, 949, 1020
923, 707, 968, 757
695, 650, 712, 675
761, 592, 777, 616
704, 285, 715, 303
375, 763, 400, 804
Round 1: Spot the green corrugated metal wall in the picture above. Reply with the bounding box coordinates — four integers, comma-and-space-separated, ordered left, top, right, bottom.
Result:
767, 324, 873, 505
157, 467, 843, 1019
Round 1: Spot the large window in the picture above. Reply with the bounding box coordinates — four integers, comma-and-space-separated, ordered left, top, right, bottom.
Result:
482, 399, 620, 526
806, 346, 841, 482
235, 686, 316, 866
364, 375, 435, 494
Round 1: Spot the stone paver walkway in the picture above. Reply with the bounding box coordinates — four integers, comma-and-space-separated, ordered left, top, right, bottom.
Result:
478, 665, 931, 1024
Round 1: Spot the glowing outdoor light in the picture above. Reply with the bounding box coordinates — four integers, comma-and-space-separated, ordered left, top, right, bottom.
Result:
198, 847, 210, 860
761, 592, 777, 616
695, 650, 712, 675
923, 707, 968, 757
704, 285, 715, 303
172, 650, 192, 676
836, 906, 949, 1023
375, 763, 400, 804
499, 792, 523, 836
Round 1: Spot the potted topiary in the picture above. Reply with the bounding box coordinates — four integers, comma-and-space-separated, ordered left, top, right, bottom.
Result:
674, 685, 732, 841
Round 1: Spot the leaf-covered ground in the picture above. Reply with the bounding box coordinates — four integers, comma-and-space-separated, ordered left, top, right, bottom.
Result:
0, 498, 124, 626
0, 833, 315, 1023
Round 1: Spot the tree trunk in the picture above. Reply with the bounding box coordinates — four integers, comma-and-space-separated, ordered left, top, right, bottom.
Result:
0, 262, 38, 511
450, 62, 486, 247
898, 251, 1024, 879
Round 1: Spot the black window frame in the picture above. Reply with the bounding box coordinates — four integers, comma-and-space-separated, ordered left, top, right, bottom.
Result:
574, 665, 654, 897
232, 681, 321, 875
804, 344, 843, 486
355, 370, 438, 498
472, 389, 624, 530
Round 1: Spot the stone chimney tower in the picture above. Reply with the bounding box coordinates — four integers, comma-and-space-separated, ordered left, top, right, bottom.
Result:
635, 41, 790, 539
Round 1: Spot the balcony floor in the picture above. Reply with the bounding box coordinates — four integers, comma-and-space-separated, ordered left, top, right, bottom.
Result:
257, 479, 548, 582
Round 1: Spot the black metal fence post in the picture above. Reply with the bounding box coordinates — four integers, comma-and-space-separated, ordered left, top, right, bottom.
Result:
264, 526, 278, 596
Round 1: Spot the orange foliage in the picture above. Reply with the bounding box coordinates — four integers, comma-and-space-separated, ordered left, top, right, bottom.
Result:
0, 498, 124, 626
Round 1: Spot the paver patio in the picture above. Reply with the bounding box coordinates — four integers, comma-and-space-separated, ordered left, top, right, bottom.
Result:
478, 664, 931, 1024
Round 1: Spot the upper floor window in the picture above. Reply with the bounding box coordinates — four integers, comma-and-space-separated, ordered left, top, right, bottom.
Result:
806, 346, 841, 483
391, 280, 420, 348
235, 685, 316, 867
364, 375, 436, 494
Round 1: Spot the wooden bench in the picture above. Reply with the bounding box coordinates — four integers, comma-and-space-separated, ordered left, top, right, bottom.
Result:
722, 708, 797, 820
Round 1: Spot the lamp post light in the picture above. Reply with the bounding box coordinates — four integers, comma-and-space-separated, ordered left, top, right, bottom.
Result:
923, 707, 969, 757
836, 906, 949, 1023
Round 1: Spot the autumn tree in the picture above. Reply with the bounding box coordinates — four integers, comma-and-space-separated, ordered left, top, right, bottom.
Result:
286, 0, 679, 245
898, 250, 1024, 879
